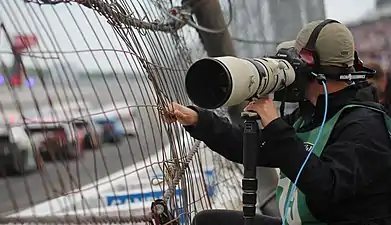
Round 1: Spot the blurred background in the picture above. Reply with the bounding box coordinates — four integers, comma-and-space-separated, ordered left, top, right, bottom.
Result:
0, 0, 389, 223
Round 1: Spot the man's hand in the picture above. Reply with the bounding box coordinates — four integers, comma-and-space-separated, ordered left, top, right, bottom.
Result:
160, 102, 199, 126
244, 97, 279, 127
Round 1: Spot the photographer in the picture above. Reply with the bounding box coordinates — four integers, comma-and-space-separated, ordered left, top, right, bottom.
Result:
164, 20, 391, 224
366, 61, 391, 114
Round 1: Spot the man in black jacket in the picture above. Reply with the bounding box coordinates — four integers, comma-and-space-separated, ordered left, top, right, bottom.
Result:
164, 20, 391, 224
366, 62, 391, 115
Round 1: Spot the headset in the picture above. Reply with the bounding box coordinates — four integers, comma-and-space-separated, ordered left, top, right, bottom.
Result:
298, 19, 375, 82
274, 19, 375, 103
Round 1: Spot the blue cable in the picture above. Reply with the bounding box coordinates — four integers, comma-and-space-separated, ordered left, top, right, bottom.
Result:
281, 81, 328, 225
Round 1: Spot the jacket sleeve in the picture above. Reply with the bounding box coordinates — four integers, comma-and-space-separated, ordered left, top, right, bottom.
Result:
183, 106, 299, 165
184, 106, 244, 164
261, 110, 391, 207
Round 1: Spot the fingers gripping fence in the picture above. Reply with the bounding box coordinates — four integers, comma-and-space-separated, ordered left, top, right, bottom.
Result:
0, 0, 217, 224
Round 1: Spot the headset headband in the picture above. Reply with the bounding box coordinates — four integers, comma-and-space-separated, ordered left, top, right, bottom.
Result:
304, 19, 340, 52
300, 19, 375, 81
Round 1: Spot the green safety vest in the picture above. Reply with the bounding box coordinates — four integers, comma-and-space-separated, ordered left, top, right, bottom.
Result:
276, 104, 391, 225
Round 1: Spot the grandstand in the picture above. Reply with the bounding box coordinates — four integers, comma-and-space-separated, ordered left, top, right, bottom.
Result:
347, 0, 391, 71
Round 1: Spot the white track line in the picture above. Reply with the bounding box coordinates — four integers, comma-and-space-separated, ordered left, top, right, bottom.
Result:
8, 133, 192, 217
9, 133, 190, 217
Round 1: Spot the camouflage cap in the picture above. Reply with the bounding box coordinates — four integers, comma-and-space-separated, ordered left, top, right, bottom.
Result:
294, 20, 355, 68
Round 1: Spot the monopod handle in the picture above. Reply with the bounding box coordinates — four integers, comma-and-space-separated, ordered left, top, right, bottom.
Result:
241, 111, 260, 120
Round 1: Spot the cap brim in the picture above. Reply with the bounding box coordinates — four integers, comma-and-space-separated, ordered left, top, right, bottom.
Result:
276, 40, 296, 51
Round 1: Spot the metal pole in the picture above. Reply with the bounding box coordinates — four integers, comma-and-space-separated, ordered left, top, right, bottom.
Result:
183, 0, 236, 57
184, 0, 245, 123
241, 111, 260, 225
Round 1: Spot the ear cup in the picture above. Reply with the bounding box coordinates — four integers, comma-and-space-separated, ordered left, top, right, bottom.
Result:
298, 48, 316, 81
300, 48, 315, 66
354, 51, 364, 71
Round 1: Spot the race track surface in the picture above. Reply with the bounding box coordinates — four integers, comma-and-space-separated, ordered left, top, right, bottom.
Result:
0, 110, 167, 215
0, 78, 173, 215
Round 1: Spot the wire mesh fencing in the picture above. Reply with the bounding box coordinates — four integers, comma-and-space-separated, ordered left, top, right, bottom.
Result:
0, 0, 244, 224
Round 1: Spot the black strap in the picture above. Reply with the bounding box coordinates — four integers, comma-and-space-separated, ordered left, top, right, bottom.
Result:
304, 19, 340, 51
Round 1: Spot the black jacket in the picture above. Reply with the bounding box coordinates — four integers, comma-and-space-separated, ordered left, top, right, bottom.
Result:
184, 83, 391, 224
382, 76, 391, 115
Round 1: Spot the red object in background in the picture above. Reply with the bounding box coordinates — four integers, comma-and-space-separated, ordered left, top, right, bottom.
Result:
9, 34, 38, 87
38, 129, 68, 153
13, 35, 38, 52
76, 129, 86, 151
10, 74, 21, 86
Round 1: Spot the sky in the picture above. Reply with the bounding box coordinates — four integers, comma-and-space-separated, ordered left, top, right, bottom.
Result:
0, 0, 379, 72
324, 0, 375, 23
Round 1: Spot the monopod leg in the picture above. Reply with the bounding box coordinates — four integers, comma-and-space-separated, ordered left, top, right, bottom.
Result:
241, 111, 261, 225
